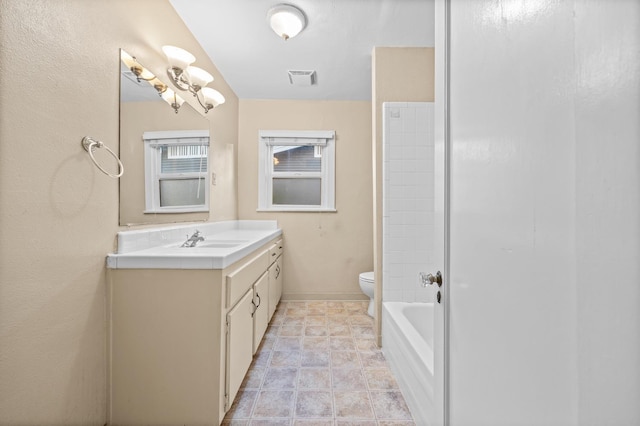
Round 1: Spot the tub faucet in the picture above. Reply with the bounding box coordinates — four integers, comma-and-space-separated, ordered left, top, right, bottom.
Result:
181, 230, 205, 247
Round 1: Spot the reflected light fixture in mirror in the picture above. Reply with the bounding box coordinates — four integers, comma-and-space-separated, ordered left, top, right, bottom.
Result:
120, 50, 185, 113
267, 4, 307, 40
162, 45, 226, 113
161, 88, 186, 113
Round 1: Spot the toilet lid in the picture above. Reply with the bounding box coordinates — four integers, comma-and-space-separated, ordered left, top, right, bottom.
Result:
360, 271, 374, 283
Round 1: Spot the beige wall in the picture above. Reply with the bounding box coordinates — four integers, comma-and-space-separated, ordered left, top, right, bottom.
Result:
238, 100, 373, 300
0, 1, 238, 424
372, 47, 435, 340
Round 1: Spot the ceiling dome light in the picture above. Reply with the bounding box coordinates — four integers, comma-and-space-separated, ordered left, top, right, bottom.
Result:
267, 4, 307, 40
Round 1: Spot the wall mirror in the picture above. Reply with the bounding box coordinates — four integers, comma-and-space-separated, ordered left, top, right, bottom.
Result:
119, 49, 210, 226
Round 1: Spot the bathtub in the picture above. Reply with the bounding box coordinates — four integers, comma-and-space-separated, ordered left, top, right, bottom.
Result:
382, 302, 435, 425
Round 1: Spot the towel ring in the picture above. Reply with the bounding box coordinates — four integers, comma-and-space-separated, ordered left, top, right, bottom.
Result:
81, 136, 124, 178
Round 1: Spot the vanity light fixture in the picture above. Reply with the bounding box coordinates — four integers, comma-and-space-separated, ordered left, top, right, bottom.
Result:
267, 4, 307, 40
162, 45, 226, 113
121, 50, 169, 94
120, 50, 187, 113
121, 50, 155, 82
161, 88, 185, 114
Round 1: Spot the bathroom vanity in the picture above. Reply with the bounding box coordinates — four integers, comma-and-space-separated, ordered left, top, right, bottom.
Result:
107, 221, 283, 425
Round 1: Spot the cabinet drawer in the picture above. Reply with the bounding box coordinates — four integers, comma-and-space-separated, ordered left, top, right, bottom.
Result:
226, 249, 269, 308
268, 240, 283, 264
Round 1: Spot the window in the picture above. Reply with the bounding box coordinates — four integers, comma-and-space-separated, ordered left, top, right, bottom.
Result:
143, 130, 209, 213
258, 130, 336, 212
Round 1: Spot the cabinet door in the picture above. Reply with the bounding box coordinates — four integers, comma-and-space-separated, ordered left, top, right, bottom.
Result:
268, 256, 283, 320
226, 289, 254, 411
253, 272, 269, 354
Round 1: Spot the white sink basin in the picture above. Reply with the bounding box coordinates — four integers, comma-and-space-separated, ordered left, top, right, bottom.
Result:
184, 240, 248, 249
108, 221, 282, 270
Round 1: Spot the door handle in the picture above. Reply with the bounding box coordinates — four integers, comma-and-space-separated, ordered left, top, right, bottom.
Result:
419, 271, 442, 287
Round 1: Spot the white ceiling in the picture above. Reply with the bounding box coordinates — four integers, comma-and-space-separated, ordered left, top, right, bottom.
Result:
168, 0, 435, 101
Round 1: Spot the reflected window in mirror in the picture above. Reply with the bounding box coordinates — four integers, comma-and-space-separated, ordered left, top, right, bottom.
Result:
143, 130, 210, 213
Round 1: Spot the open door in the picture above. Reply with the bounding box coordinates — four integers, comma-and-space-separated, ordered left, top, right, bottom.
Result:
434, 1, 450, 424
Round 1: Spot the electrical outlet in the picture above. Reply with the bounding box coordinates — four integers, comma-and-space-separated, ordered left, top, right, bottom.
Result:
211, 172, 217, 185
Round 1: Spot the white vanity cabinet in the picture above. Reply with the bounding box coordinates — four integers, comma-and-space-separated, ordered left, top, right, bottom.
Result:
268, 240, 284, 320
109, 236, 283, 426
252, 272, 269, 354
225, 288, 255, 413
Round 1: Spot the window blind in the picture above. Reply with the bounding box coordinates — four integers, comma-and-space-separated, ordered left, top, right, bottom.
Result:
167, 145, 208, 159
160, 146, 208, 174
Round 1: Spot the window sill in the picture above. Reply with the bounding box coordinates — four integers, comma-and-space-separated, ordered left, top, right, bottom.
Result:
256, 208, 337, 213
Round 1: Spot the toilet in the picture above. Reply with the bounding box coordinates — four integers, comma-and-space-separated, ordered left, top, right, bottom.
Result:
359, 271, 375, 317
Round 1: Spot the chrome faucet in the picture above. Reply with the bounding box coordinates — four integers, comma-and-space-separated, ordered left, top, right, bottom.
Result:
181, 230, 205, 247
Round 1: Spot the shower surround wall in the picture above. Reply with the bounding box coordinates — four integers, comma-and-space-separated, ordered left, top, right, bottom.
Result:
382, 102, 435, 303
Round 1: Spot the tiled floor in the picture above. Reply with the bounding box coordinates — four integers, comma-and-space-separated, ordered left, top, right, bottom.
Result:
223, 300, 415, 426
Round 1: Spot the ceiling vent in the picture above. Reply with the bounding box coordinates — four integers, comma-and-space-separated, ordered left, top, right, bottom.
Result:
288, 70, 317, 86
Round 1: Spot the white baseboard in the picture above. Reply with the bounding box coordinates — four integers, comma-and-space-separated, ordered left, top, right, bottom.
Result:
281, 293, 368, 301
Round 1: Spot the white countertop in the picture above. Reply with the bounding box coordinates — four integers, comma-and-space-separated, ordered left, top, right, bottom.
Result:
107, 220, 281, 270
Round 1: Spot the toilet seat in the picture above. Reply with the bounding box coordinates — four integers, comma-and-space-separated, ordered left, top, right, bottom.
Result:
359, 271, 374, 283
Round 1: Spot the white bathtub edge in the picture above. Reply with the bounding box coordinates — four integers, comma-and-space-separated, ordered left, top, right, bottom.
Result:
382, 301, 435, 426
